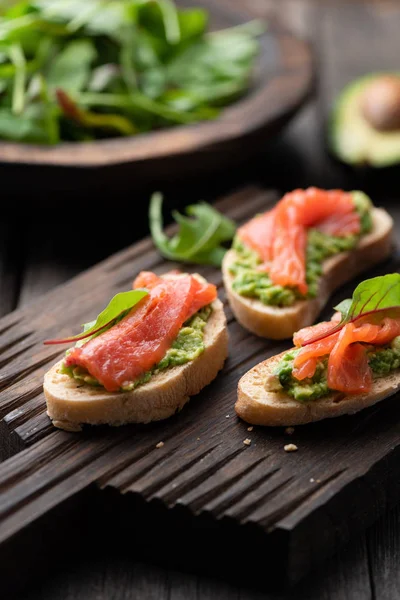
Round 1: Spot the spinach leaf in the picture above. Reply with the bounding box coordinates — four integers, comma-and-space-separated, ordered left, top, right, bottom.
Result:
167, 29, 259, 105
0, 103, 56, 143
149, 192, 236, 266
46, 39, 96, 92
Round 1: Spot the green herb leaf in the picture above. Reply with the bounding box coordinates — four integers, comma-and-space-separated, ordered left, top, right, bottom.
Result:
8, 42, 26, 114
303, 274, 400, 347
149, 192, 236, 267
46, 39, 96, 93
0, 104, 57, 143
57, 88, 136, 135
334, 298, 352, 320
166, 28, 259, 106
44, 289, 149, 345
334, 274, 400, 321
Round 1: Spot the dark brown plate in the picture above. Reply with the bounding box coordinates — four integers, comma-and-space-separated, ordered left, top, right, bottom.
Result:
0, 0, 314, 178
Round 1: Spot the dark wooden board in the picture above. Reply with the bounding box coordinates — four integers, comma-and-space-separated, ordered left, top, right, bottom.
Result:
0, 0, 314, 194
1, 186, 400, 596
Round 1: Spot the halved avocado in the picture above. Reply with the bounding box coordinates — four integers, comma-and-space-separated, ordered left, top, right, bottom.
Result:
330, 73, 400, 168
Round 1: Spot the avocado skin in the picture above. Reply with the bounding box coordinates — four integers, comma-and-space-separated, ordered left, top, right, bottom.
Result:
329, 73, 400, 169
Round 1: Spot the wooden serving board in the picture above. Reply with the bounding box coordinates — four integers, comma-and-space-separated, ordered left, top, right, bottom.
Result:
1, 187, 400, 595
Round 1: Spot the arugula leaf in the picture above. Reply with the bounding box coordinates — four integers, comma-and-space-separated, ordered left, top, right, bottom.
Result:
303, 274, 400, 347
149, 192, 236, 266
334, 298, 352, 321
44, 289, 148, 345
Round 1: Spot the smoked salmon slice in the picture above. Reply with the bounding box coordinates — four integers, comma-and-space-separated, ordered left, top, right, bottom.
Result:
66, 273, 217, 392
133, 271, 217, 320
292, 317, 400, 394
237, 188, 360, 295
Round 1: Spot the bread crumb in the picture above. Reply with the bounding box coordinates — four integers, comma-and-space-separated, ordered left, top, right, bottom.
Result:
156, 441, 164, 449
310, 478, 315, 483
243, 438, 252, 446
316, 479, 321, 483
197, 437, 201, 441
284, 444, 298, 452
285, 427, 295, 435
247, 426, 253, 432
226, 414, 230, 418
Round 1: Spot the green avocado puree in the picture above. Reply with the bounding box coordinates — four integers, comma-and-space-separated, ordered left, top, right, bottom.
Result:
270, 336, 400, 402
229, 191, 372, 307
60, 305, 212, 391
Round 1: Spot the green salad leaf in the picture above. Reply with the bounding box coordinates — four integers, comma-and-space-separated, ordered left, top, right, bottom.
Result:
0, 0, 262, 144
46, 39, 96, 92
149, 192, 236, 266
335, 274, 400, 321
303, 274, 400, 347
44, 289, 148, 345
56, 89, 136, 135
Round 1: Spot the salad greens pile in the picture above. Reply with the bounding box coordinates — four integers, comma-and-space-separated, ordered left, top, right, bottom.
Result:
0, 0, 262, 143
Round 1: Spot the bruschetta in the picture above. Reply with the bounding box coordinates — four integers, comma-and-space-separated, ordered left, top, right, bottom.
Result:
44, 271, 228, 431
222, 188, 393, 339
236, 273, 400, 426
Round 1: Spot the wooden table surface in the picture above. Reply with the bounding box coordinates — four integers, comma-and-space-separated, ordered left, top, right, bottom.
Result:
2, 1, 400, 598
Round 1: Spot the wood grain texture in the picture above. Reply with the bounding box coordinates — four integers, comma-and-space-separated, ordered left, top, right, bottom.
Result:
0, 0, 313, 170
1, 186, 400, 592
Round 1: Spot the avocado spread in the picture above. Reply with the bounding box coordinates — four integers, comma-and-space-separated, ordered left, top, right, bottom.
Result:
61, 305, 212, 391
269, 335, 400, 402
229, 191, 372, 307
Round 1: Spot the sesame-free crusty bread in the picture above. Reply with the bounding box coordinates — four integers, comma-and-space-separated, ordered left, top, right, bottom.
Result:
44, 298, 228, 432
222, 208, 393, 339
236, 349, 400, 426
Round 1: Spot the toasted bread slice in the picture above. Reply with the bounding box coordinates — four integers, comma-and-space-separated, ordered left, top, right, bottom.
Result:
44, 298, 228, 432
222, 208, 393, 339
236, 350, 400, 426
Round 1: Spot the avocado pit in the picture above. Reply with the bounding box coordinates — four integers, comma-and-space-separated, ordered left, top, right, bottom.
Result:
361, 75, 400, 132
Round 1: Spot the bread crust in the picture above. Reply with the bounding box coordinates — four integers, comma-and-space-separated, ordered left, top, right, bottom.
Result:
44, 298, 228, 431
222, 208, 394, 339
236, 350, 400, 426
